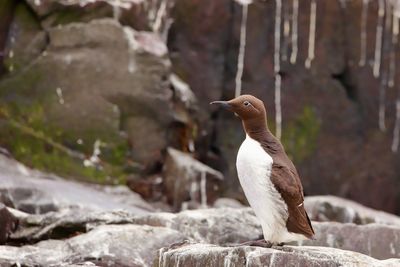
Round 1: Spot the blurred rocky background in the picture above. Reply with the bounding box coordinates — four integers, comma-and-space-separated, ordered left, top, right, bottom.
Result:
1, 0, 400, 266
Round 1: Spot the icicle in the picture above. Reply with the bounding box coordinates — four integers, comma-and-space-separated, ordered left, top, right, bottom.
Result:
281, 2, 290, 62
275, 74, 282, 139
8, 49, 14, 72
392, 100, 400, 152
200, 171, 207, 208
56, 87, 65, 105
152, 0, 168, 33
123, 27, 139, 73
378, 77, 387, 131
290, 0, 299, 64
274, 0, 282, 139
305, 0, 317, 69
389, 13, 399, 88
373, 0, 385, 78
113, 0, 121, 20
234, 2, 250, 97
147, 0, 158, 23
378, 0, 392, 132
359, 0, 369, 66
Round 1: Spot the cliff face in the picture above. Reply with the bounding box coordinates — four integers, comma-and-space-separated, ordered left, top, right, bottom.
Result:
0, 0, 400, 214
169, 0, 400, 212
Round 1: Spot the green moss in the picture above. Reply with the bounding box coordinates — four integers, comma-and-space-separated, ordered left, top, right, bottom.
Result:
281, 106, 321, 163
0, 98, 129, 184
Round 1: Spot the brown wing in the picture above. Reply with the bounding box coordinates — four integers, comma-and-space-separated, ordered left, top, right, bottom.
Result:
270, 163, 315, 239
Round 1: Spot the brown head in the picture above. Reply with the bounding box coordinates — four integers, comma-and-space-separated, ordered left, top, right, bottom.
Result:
210, 94, 269, 135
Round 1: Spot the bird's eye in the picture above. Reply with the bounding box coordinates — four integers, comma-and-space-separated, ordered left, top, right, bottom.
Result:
243, 101, 250, 106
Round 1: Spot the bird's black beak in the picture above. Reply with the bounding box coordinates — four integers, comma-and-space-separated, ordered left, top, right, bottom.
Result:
210, 101, 231, 110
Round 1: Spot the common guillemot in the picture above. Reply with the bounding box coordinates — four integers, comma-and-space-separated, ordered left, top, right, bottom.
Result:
211, 94, 314, 247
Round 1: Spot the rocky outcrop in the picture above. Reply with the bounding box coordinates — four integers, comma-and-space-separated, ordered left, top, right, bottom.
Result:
0, 17, 196, 181
0, 224, 186, 267
1, 190, 400, 266
0, 154, 153, 214
133, 208, 261, 245
1, 0, 400, 222
305, 195, 400, 226
156, 243, 400, 267
305, 222, 400, 260
163, 148, 224, 210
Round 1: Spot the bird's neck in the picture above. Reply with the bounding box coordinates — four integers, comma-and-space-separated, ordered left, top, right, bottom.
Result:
242, 118, 282, 154
243, 117, 269, 139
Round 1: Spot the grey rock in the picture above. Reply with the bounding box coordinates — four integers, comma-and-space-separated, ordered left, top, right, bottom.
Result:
10, 208, 140, 242
0, 224, 186, 267
134, 208, 261, 245
157, 243, 400, 267
213, 198, 245, 209
24, 0, 172, 32
163, 147, 224, 211
0, 18, 183, 176
0, 154, 153, 214
2, 3, 47, 74
10, 206, 260, 246
135, 207, 400, 260
25, 0, 142, 17
305, 195, 400, 226
0, 204, 18, 244
303, 222, 400, 260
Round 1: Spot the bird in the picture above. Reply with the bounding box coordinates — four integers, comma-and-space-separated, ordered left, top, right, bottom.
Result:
211, 94, 314, 247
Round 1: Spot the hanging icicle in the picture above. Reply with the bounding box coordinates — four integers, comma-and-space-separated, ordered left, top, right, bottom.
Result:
379, 76, 387, 132
392, 100, 400, 152
373, 0, 385, 78
290, 0, 299, 64
359, 0, 369, 66
378, 0, 392, 132
152, 0, 168, 33
274, 0, 282, 139
234, 0, 251, 97
389, 12, 399, 88
305, 0, 317, 69
112, 0, 121, 20
391, 10, 400, 152
282, 1, 290, 62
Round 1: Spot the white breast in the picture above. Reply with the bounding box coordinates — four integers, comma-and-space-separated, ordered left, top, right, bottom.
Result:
236, 135, 292, 243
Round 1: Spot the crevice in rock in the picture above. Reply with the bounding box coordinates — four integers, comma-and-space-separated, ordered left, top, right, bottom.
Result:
331, 66, 357, 102
332, 0, 358, 104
